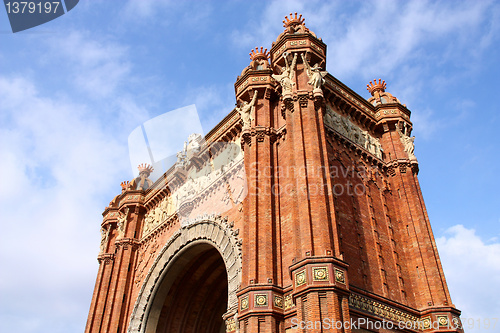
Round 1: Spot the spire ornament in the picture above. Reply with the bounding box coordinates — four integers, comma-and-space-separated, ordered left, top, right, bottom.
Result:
249, 46, 270, 71
132, 163, 154, 191
137, 163, 154, 177
281, 12, 312, 35
366, 79, 402, 106
249, 47, 270, 61
283, 12, 305, 28
367, 79, 387, 96
120, 180, 131, 192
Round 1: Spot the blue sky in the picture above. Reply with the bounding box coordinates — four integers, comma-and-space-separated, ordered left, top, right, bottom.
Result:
0, 1, 499, 332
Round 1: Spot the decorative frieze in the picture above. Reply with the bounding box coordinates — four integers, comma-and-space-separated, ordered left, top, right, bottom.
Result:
141, 139, 245, 238
349, 293, 418, 324
324, 105, 383, 159
326, 79, 375, 116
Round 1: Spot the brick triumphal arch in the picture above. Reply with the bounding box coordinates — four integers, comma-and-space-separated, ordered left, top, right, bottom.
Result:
129, 218, 242, 333
86, 14, 463, 333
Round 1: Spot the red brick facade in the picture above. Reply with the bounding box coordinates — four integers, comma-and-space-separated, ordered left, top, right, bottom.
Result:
85, 14, 463, 333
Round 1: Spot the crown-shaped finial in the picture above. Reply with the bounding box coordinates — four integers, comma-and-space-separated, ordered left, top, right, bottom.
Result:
137, 163, 154, 176
283, 12, 305, 27
249, 46, 270, 61
367, 79, 387, 96
120, 180, 130, 190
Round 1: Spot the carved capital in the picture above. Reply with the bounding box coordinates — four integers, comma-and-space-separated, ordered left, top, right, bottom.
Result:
314, 96, 324, 111
97, 253, 115, 265
241, 130, 252, 148
399, 162, 408, 174
298, 94, 309, 108
264, 87, 272, 100
387, 165, 396, 177
281, 103, 286, 119
386, 159, 419, 177
284, 98, 294, 113
115, 237, 140, 250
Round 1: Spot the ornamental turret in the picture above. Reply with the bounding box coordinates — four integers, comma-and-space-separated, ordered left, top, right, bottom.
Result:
367, 79, 402, 106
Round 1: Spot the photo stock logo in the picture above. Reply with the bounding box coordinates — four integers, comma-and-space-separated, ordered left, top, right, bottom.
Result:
3, 0, 79, 33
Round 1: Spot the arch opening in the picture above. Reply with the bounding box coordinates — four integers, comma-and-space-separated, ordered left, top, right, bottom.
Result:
145, 242, 228, 333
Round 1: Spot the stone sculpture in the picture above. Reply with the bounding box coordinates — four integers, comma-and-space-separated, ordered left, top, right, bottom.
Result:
272, 52, 297, 99
301, 53, 327, 94
236, 90, 258, 130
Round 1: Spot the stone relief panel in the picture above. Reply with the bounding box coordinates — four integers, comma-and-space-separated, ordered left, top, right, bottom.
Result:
324, 104, 383, 159
141, 137, 246, 238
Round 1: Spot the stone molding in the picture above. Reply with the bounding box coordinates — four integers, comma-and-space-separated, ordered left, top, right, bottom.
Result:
349, 291, 419, 325
241, 126, 280, 147
387, 159, 419, 176
127, 216, 242, 333
97, 253, 115, 265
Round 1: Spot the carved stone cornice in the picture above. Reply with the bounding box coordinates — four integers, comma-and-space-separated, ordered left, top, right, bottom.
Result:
241, 126, 279, 148
387, 159, 419, 176
325, 129, 386, 171
374, 103, 412, 124
234, 69, 276, 100
270, 28, 326, 68
298, 93, 309, 108
97, 253, 115, 265
314, 95, 325, 111
280, 97, 295, 119
115, 237, 140, 250
324, 77, 376, 122
349, 291, 419, 325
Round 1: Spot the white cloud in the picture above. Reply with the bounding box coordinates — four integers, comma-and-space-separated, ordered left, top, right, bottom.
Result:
437, 225, 500, 332
230, 0, 339, 51
121, 0, 212, 33
181, 83, 236, 132
45, 31, 131, 98
324, 0, 495, 78
123, 0, 172, 19
0, 74, 130, 332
